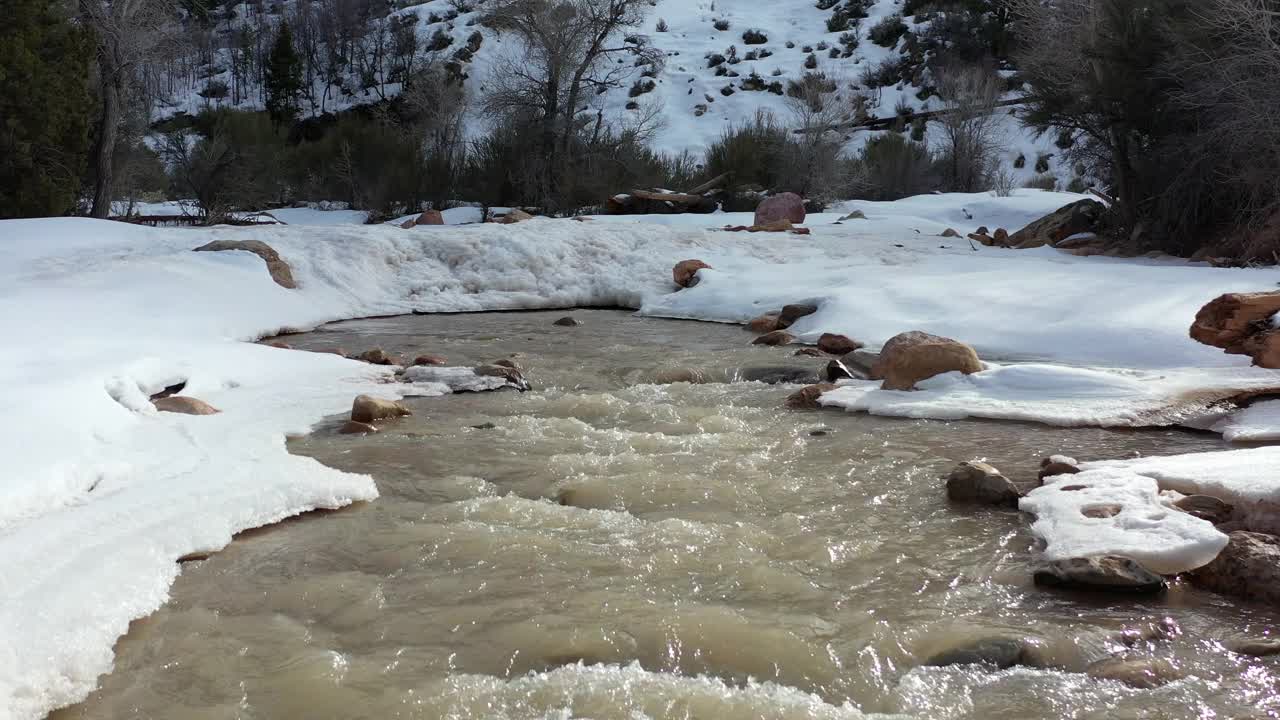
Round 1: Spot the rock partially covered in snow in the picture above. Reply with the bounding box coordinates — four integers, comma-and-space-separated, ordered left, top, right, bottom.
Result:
351, 395, 411, 423
786, 383, 837, 409
152, 396, 220, 415
1190, 531, 1280, 605
946, 461, 1020, 506
414, 210, 444, 226
872, 331, 982, 391
1040, 455, 1081, 481
752, 330, 796, 346
754, 193, 806, 227
1007, 199, 1105, 249
1173, 494, 1233, 524
553, 316, 581, 327
672, 259, 711, 288
403, 365, 529, 392
1032, 556, 1166, 594
817, 333, 862, 356
747, 313, 782, 333
193, 239, 296, 289
1020, 470, 1229, 575
777, 303, 818, 328
1189, 291, 1280, 369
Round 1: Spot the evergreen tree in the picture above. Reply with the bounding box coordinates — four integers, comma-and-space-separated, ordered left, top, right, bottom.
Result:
0, 0, 92, 218
264, 21, 303, 128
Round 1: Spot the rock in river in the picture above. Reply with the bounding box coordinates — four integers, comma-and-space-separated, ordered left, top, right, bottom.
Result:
1190, 531, 1280, 605
872, 331, 982, 390
946, 461, 1020, 506
351, 395, 411, 423
1033, 556, 1167, 594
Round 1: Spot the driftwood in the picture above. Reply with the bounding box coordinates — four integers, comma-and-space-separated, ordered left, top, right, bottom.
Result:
686, 171, 732, 196
605, 171, 732, 215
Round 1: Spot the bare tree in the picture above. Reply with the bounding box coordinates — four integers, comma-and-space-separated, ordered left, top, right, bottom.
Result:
783, 77, 854, 200
934, 64, 1004, 193
78, 0, 175, 218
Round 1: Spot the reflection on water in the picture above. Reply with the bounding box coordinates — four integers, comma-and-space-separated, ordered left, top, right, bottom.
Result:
56, 311, 1280, 719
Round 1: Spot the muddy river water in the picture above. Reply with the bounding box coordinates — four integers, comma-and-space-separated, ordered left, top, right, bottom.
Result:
57, 310, 1279, 719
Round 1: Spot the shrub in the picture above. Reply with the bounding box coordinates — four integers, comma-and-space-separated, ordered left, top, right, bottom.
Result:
713, 18, 730, 31
655, 18, 668, 32
629, 78, 656, 97
1024, 173, 1058, 191
704, 110, 791, 190
742, 29, 767, 44
804, 53, 818, 69
855, 132, 936, 200
1035, 153, 1051, 173
868, 14, 908, 48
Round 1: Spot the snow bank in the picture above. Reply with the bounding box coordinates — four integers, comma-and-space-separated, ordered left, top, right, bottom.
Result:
2, 191, 1278, 718
1020, 471, 1228, 575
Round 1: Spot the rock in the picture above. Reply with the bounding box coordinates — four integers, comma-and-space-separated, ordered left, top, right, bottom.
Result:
673, 259, 712, 288
969, 232, 996, 246
339, 420, 380, 434
752, 330, 796, 346
844, 349, 879, 373
412, 354, 448, 366
817, 333, 862, 355
1173, 494, 1233, 524
747, 313, 783, 333
399, 219, 416, 229
553, 316, 581, 327
1229, 638, 1280, 657
149, 381, 187, 400
750, 218, 794, 232
824, 358, 866, 382
925, 637, 1040, 669
152, 396, 220, 415
350, 395, 411, 423
786, 383, 837, 410
946, 461, 1021, 506
1039, 456, 1081, 481
492, 358, 523, 370
739, 366, 819, 384
497, 208, 534, 223
193, 240, 296, 289
777, 303, 818, 328
871, 331, 982, 390
356, 348, 402, 366
651, 367, 708, 384
414, 209, 444, 226
993, 228, 1009, 245
1007, 199, 1106, 249
840, 210, 866, 221
266, 341, 291, 349
975, 226, 989, 236
794, 348, 825, 358
754, 192, 806, 226
475, 364, 531, 391
790, 227, 811, 236
940, 228, 961, 238
1190, 531, 1280, 605
1085, 657, 1183, 689
808, 426, 835, 437
1032, 556, 1167, 594
1189, 291, 1280, 368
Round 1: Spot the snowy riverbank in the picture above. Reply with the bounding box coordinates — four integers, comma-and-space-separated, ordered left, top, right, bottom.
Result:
2, 190, 1280, 718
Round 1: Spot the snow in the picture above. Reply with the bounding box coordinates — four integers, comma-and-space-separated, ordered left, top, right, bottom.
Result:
1019, 470, 1229, 575
2, 189, 1279, 718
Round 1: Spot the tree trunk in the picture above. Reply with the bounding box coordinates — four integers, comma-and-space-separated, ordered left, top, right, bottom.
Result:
89, 77, 121, 218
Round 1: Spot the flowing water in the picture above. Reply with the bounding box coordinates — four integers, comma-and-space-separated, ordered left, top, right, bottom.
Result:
57, 311, 1280, 719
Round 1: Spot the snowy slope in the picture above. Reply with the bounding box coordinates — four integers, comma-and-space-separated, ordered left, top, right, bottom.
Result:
4, 191, 1280, 718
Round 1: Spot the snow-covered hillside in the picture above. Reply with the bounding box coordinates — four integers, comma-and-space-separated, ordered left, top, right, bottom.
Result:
162, 0, 1071, 185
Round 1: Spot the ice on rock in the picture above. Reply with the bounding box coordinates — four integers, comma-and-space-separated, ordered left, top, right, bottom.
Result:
402, 366, 515, 393
1020, 470, 1229, 575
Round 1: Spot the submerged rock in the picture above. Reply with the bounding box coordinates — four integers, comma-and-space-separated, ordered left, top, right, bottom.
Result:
1190, 531, 1280, 605
351, 395, 411, 423
356, 348, 403, 366
1033, 556, 1167, 594
872, 331, 982, 390
925, 636, 1043, 669
946, 461, 1020, 506
794, 347, 825, 358
412, 354, 448, 366
752, 330, 796, 346
553, 316, 581, 327
672, 259, 711, 288
1085, 657, 1183, 689
786, 383, 837, 410
152, 396, 220, 415
339, 420, 380, 435
738, 366, 819, 385
193, 239, 297, 289
1229, 638, 1280, 657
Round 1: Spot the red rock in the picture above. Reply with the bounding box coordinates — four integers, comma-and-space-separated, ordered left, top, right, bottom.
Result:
415, 210, 444, 225
673, 259, 711, 288
871, 331, 982, 390
754, 192, 806, 226
752, 330, 796, 346
817, 333, 863, 355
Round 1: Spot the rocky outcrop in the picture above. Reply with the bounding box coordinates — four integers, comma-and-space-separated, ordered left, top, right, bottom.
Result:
1033, 556, 1167, 594
673, 259, 711, 288
752, 330, 796, 346
193, 240, 296, 289
778, 303, 818, 328
1007, 199, 1105, 249
786, 383, 837, 409
754, 192, 806, 226
1190, 531, 1280, 604
871, 331, 982, 390
1189, 291, 1280, 369
152, 396, 220, 415
351, 395, 411, 423
946, 461, 1020, 506
817, 333, 862, 355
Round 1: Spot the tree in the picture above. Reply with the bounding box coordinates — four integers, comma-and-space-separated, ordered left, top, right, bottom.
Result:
264, 20, 303, 127
78, 0, 174, 218
0, 0, 93, 217
934, 64, 1003, 192
783, 76, 853, 200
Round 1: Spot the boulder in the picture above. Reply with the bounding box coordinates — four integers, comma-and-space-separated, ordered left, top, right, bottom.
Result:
940, 228, 961, 238
1007, 199, 1105, 249
925, 637, 1043, 669
553, 316, 581, 327
786, 383, 837, 410
754, 192, 806, 226
750, 219, 794, 232
673, 259, 711, 288
356, 348, 402, 366
1033, 556, 1167, 594
752, 330, 796, 346
412, 354, 448, 366
339, 420, 380, 435
1173, 494, 1233, 524
817, 333, 862, 356
152, 396, 220, 415
414, 209, 444, 226
1085, 657, 1183, 689
497, 208, 534, 224
351, 395, 411, 423
871, 331, 982, 390
193, 240, 296, 289
1190, 291, 1280, 368
824, 358, 865, 382
946, 461, 1020, 506
844, 350, 879, 373
777, 303, 818, 328
1039, 455, 1081, 482
747, 313, 783, 333
1190, 531, 1280, 605
790, 227, 812, 236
